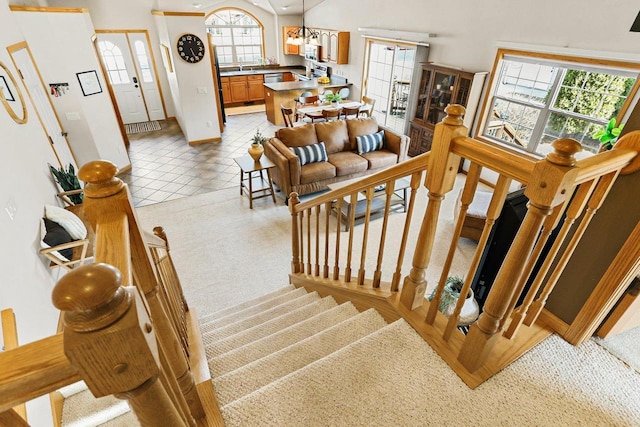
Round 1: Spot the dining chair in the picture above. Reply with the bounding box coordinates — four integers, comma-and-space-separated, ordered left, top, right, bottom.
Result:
281, 105, 306, 127
337, 87, 350, 100
320, 89, 334, 102
341, 106, 360, 119
360, 95, 376, 117
322, 108, 341, 122
295, 95, 320, 121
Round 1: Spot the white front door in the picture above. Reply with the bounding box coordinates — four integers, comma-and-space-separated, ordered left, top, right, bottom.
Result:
97, 33, 149, 124
10, 44, 77, 169
127, 33, 164, 121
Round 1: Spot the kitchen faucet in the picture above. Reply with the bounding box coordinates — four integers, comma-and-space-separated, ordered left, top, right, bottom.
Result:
239, 63, 243, 71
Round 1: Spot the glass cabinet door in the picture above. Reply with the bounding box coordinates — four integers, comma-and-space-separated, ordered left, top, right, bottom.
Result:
455, 75, 472, 105
427, 71, 457, 125
414, 68, 432, 121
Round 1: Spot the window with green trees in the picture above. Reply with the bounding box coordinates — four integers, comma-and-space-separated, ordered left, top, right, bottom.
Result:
481, 51, 639, 155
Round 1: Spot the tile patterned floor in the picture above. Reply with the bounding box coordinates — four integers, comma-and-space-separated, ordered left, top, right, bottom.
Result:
120, 110, 280, 207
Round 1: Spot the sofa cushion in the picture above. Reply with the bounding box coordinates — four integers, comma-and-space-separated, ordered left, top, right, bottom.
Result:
356, 130, 385, 155
41, 217, 73, 261
45, 204, 87, 240
360, 149, 399, 170
314, 120, 349, 154
290, 141, 328, 166
346, 117, 379, 150
328, 152, 369, 176
300, 161, 336, 184
276, 123, 318, 147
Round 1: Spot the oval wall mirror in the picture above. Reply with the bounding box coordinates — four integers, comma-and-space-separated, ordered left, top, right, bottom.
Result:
0, 60, 27, 124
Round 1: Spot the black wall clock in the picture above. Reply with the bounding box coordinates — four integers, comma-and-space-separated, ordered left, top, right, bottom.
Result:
176, 33, 205, 63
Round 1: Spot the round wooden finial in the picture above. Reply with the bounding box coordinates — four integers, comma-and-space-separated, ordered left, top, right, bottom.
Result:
78, 160, 124, 198
52, 263, 129, 332
545, 138, 582, 166
442, 104, 466, 126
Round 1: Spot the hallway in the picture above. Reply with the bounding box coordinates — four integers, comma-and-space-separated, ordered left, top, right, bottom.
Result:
119, 111, 280, 207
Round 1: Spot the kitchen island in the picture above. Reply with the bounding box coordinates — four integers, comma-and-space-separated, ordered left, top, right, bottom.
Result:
264, 77, 352, 126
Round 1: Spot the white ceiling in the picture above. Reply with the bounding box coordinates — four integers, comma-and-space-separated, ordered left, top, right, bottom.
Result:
188, 0, 325, 15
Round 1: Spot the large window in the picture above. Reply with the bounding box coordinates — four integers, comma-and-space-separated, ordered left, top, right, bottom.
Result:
480, 50, 639, 155
206, 8, 264, 66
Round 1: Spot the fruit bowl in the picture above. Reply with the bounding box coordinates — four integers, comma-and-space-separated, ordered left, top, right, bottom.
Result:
318, 76, 330, 84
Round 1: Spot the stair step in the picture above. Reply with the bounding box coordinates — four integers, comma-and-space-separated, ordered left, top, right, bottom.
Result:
62, 388, 133, 427
220, 320, 432, 426
205, 296, 338, 359
200, 287, 307, 330
98, 410, 140, 426
209, 302, 359, 377
201, 291, 321, 344
215, 308, 387, 405
199, 285, 295, 323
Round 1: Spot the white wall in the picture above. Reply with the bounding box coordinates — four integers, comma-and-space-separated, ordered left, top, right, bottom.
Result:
305, 0, 640, 99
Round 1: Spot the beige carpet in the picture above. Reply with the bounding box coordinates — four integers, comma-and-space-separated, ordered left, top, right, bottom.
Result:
134, 181, 640, 426
594, 326, 640, 373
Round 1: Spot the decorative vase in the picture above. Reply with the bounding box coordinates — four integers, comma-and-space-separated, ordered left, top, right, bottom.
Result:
443, 288, 480, 327
248, 143, 264, 161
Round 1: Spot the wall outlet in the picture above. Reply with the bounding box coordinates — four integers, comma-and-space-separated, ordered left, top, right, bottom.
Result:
197, 87, 208, 94
206, 121, 213, 127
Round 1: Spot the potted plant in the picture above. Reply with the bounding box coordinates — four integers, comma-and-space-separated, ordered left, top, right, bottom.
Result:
48, 163, 83, 205
324, 93, 342, 104
593, 118, 624, 151
427, 275, 480, 326
248, 128, 268, 161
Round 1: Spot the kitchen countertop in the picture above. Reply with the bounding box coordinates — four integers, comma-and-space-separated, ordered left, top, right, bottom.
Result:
220, 66, 304, 77
264, 77, 351, 92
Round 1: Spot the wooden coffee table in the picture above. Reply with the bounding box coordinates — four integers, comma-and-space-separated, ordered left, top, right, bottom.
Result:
234, 154, 277, 209
328, 177, 411, 231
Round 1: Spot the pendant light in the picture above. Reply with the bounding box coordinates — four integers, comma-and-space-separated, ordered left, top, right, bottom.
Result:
285, 0, 319, 46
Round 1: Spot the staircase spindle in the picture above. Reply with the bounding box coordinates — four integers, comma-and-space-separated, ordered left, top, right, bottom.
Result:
289, 193, 302, 274
314, 205, 321, 276
306, 208, 312, 274
323, 201, 331, 278
344, 192, 357, 282
78, 160, 205, 420
333, 198, 343, 280
372, 180, 394, 288
52, 263, 191, 427
357, 188, 375, 286
391, 171, 422, 292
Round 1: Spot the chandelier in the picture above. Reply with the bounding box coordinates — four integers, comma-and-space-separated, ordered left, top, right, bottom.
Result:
285, 0, 320, 46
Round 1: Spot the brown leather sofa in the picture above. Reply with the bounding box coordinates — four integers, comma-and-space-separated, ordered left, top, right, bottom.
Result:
264, 117, 409, 200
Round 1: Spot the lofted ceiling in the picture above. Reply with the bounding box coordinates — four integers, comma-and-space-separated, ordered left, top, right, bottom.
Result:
187, 0, 326, 15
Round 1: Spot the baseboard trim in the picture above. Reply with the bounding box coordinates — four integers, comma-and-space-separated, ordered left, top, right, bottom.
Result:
189, 137, 222, 146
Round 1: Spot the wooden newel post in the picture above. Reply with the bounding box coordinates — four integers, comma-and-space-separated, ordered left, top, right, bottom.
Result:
78, 161, 204, 421
289, 192, 302, 273
458, 138, 582, 373
52, 263, 188, 426
401, 104, 467, 310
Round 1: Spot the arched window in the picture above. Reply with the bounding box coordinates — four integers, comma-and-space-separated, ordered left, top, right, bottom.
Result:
98, 40, 129, 84
206, 8, 264, 66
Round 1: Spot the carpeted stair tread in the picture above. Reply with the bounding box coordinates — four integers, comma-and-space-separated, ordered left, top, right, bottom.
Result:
199, 285, 295, 323
205, 297, 338, 359
98, 410, 140, 426
200, 291, 320, 339
208, 302, 359, 377
220, 319, 432, 426
200, 287, 307, 329
62, 388, 133, 427
214, 308, 387, 405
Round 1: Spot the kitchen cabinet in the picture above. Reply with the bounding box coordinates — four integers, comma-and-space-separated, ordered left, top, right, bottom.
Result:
224, 74, 264, 105
282, 26, 300, 55
409, 64, 486, 157
319, 31, 350, 64
283, 72, 296, 82
220, 77, 231, 103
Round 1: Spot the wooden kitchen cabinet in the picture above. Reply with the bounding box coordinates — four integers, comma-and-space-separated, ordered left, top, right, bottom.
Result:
220, 77, 231, 103
224, 74, 264, 105
282, 26, 300, 55
409, 64, 486, 156
319, 31, 349, 64
247, 74, 265, 101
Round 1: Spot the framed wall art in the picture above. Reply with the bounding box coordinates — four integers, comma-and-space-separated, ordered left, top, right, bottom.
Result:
0, 75, 15, 101
76, 70, 102, 96
0, 60, 27, 124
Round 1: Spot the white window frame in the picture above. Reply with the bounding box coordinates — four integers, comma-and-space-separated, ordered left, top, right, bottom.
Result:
476, 48, 640, 155
205, 8, 265, 67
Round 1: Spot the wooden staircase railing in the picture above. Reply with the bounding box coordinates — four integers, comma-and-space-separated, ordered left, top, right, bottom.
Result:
0, 161, 223, 426
288, 104, 640, 388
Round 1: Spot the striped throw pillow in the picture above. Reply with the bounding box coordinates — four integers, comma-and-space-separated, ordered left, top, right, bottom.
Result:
356, 130, 385, 155
290, 142, 329, 166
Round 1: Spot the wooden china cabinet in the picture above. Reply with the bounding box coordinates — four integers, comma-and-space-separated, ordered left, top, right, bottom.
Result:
408, 64, 487, 157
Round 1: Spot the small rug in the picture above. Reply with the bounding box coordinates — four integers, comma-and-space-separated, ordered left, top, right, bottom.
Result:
226, 104, 265, 116
125, 120, 161, 134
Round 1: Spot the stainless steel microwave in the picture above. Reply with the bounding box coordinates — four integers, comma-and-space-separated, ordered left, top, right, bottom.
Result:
304, 44, 321, 61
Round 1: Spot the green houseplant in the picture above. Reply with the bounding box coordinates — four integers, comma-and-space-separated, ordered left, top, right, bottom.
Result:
427, 275, 480, 326
324, 93, 342, 103
592, 118, 625, 151
49, 163, 83, 204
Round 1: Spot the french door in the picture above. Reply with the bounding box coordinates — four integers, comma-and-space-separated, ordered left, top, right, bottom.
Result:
96, 31, 165, 124
362, 40, 416, 134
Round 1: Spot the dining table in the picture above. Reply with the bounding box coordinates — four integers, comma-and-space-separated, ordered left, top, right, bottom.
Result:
296, 100, 365, 122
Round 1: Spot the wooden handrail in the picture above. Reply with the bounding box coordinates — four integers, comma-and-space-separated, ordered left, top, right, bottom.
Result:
0, 333, 79, 413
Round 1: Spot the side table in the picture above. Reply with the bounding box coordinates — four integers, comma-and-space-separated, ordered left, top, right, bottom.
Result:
234, 154, 277, 209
